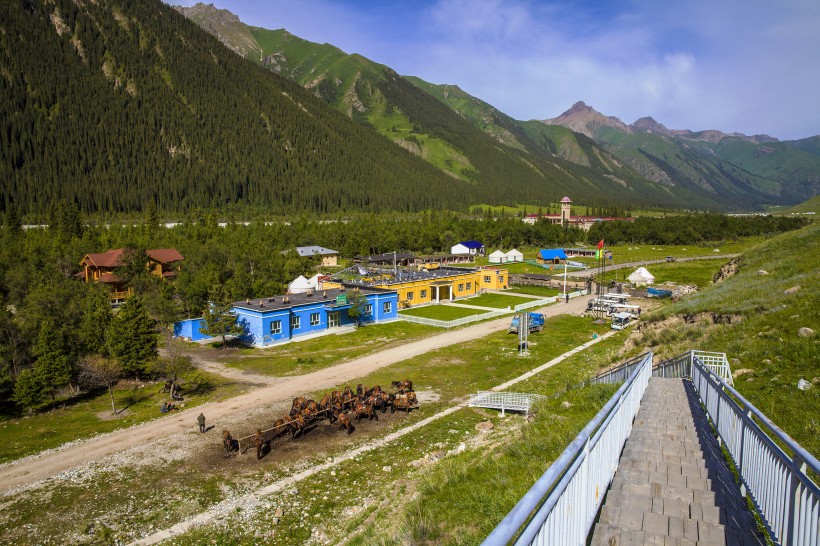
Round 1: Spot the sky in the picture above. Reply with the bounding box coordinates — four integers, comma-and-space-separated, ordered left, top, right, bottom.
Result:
172, 0, 820, 140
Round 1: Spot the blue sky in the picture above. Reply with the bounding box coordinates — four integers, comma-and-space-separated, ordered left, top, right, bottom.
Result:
172, 0, 820, 140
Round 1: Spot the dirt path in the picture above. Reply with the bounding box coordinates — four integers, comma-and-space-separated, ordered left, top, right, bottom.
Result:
0, 294, 594, 493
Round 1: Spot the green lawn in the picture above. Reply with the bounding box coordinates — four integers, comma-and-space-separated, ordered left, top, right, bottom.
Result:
458, 293, 539, 309
400, 304, 489, 320
0, 371, 247, 464
222, 321, 439, 377
603, 259, 726, 288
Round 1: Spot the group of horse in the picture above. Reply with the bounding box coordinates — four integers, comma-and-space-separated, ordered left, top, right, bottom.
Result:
222, 379, 418, 459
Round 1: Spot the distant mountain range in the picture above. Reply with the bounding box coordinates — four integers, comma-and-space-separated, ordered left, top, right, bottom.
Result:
177, 2, 820, 212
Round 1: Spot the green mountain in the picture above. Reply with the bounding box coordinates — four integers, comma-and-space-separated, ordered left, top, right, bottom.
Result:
177, 3, 691, 211
5, 0, 496, 216
541, 102, 820, 209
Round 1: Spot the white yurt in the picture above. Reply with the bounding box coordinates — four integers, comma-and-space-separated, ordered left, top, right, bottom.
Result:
488, 250, 507, 264
627, 267, 655, 286
505, 248, 524, 262
288, 275, 313, 293
307, 273, 324, 290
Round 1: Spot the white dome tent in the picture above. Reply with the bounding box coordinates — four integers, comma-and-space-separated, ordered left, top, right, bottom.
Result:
505, 249, 524, 262
488, 250, 507, 264
287, 275, 313, 293
627, 267, 655, 286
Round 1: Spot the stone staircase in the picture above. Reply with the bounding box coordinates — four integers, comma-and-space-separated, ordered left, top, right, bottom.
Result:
590, 377, 765, 546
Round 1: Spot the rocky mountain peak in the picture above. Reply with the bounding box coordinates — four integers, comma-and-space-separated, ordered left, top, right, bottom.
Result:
542, 101, 632, 138
632, 116, 669, 134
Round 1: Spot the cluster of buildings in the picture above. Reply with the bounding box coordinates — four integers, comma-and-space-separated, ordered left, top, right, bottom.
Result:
522, 196, 633, 231
77, 247, 184, 301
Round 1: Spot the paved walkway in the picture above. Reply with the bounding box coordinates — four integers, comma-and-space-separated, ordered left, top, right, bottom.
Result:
591, 377, 764, 546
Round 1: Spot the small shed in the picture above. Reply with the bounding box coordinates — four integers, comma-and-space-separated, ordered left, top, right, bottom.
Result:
505, 249, 524, 262
288, 275, 313, 293
488, 250, 507, 264
536, 248, 567, 265
628, 267, 655, 286
296, 246, 339, 266
451, 241, 485, 256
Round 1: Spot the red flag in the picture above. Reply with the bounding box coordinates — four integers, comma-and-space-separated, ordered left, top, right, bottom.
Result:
596, 239, 604, 249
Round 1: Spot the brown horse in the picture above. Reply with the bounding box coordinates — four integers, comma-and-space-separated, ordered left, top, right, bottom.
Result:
222, 430, 238, 453
289, 414, 306, 437
392, 391, 418, 413
271, 417, 289, 439
334, 409, 355, 434
391, 379, 413, 394
254, 428, 264, 460
353, 401, 378, 422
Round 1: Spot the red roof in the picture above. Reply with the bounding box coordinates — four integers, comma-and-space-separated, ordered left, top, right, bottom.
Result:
147, 248, 184, 264
98, 272, 122, 284
81, 248, 126, 268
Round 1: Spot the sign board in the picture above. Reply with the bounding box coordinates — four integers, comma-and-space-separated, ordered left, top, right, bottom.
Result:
336, 294, 348, 305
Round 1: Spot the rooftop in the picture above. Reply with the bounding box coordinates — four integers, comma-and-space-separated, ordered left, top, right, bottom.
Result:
296, 246, 339, 257
232, 285, 392, 313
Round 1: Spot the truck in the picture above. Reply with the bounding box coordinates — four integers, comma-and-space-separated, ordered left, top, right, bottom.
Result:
508, 312, 545, 333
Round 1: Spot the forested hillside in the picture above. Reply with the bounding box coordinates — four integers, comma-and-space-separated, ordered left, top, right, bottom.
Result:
1, 0, 535, 217
178, 9, 691, 211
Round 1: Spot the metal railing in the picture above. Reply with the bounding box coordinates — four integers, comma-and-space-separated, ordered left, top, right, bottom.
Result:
691, 356, 819, 546
482, 352, 653, 546
513, 298, 557, 312
468, 392, 548, 416
589, 351, 652, 385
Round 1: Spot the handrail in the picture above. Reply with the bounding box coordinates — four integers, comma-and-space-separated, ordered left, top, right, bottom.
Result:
482, 351, 653, 545
691, 356, 819, 546
588, 351, 652, 385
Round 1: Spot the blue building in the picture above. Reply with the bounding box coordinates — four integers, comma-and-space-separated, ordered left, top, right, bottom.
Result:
175, 285, 398, 348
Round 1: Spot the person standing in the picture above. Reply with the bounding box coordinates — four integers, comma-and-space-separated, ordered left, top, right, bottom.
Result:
197, 412, 206, 433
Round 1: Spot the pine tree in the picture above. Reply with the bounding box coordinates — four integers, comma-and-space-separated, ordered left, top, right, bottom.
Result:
32, 317, 74, 405
106, 296, 157, 378
200, 285, 243, 349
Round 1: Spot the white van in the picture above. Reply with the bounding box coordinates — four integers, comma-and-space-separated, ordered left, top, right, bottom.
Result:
611, 312, 634, 330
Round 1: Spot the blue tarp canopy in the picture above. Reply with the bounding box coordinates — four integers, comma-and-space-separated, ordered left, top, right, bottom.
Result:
538, 249, 567, 261
459, 240, 484, 249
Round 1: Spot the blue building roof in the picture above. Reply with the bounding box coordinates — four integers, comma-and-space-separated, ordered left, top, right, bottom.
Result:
459, 240, 484, 249
538, 249, 567, 260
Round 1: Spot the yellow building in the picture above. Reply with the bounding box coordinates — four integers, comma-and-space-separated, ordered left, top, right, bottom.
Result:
325, 266, 508, 308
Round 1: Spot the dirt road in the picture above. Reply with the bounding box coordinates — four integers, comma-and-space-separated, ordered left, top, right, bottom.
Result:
0, 294, 594, 493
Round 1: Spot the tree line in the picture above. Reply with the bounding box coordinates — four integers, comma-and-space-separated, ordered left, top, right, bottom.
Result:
0, 203, 808, 415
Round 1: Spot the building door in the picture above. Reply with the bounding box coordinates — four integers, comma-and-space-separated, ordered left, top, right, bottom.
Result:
328, 311, 341, 328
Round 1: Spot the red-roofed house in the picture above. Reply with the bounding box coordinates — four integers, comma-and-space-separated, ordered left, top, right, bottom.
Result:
79, 248, 184, 300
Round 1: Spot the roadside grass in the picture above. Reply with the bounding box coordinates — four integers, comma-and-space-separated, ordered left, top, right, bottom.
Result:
638, 222, 820, 456
457, 293, 539, 308
221, 321, 438, 377
0, 371, 246, 464
399, 305, 488, 320
0, 315, 621, 546
156, 322, 628, 546
606, 259, 725, 288
507, 285, 562, 298
573, 238, 761, 268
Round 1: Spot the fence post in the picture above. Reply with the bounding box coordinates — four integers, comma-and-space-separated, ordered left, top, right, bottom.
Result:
785, 456, 806, 546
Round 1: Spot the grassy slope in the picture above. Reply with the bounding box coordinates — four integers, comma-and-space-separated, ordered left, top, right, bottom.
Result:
641, 222, 820, 454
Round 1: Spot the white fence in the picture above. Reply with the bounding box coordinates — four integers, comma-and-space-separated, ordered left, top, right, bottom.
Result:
691, 356, 819, 546
482, 352, 653, 545
468, 392, 548, 416
397, 309, 509, 329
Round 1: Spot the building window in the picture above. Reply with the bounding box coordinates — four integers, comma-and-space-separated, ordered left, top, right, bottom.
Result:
310, 312, 320, 327
420, 289, 427, 299
291, 315, 300, 330
383, 301, 392, 314
458, 283, 464, 292
270, 320, 281, 335
466, 282, 472, 291
484, 275, 491, 283
365, 304, 373, 315
407, 291, 414, 301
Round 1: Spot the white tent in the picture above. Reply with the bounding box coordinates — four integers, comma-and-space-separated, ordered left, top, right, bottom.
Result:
488, 250, 507, 264
288, 275, 313, 293
628, 267, 655, 286
505, 248, 524, 262
307, 273, 323, 290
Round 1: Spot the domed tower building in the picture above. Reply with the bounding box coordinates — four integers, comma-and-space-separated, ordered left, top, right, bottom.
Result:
560, 196, 572, 226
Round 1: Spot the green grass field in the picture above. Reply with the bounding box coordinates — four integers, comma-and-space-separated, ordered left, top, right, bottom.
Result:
221, 321, 439, 377
399, 304, 489, 320
507, 285, 562, 297
0, 371, 247, 464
